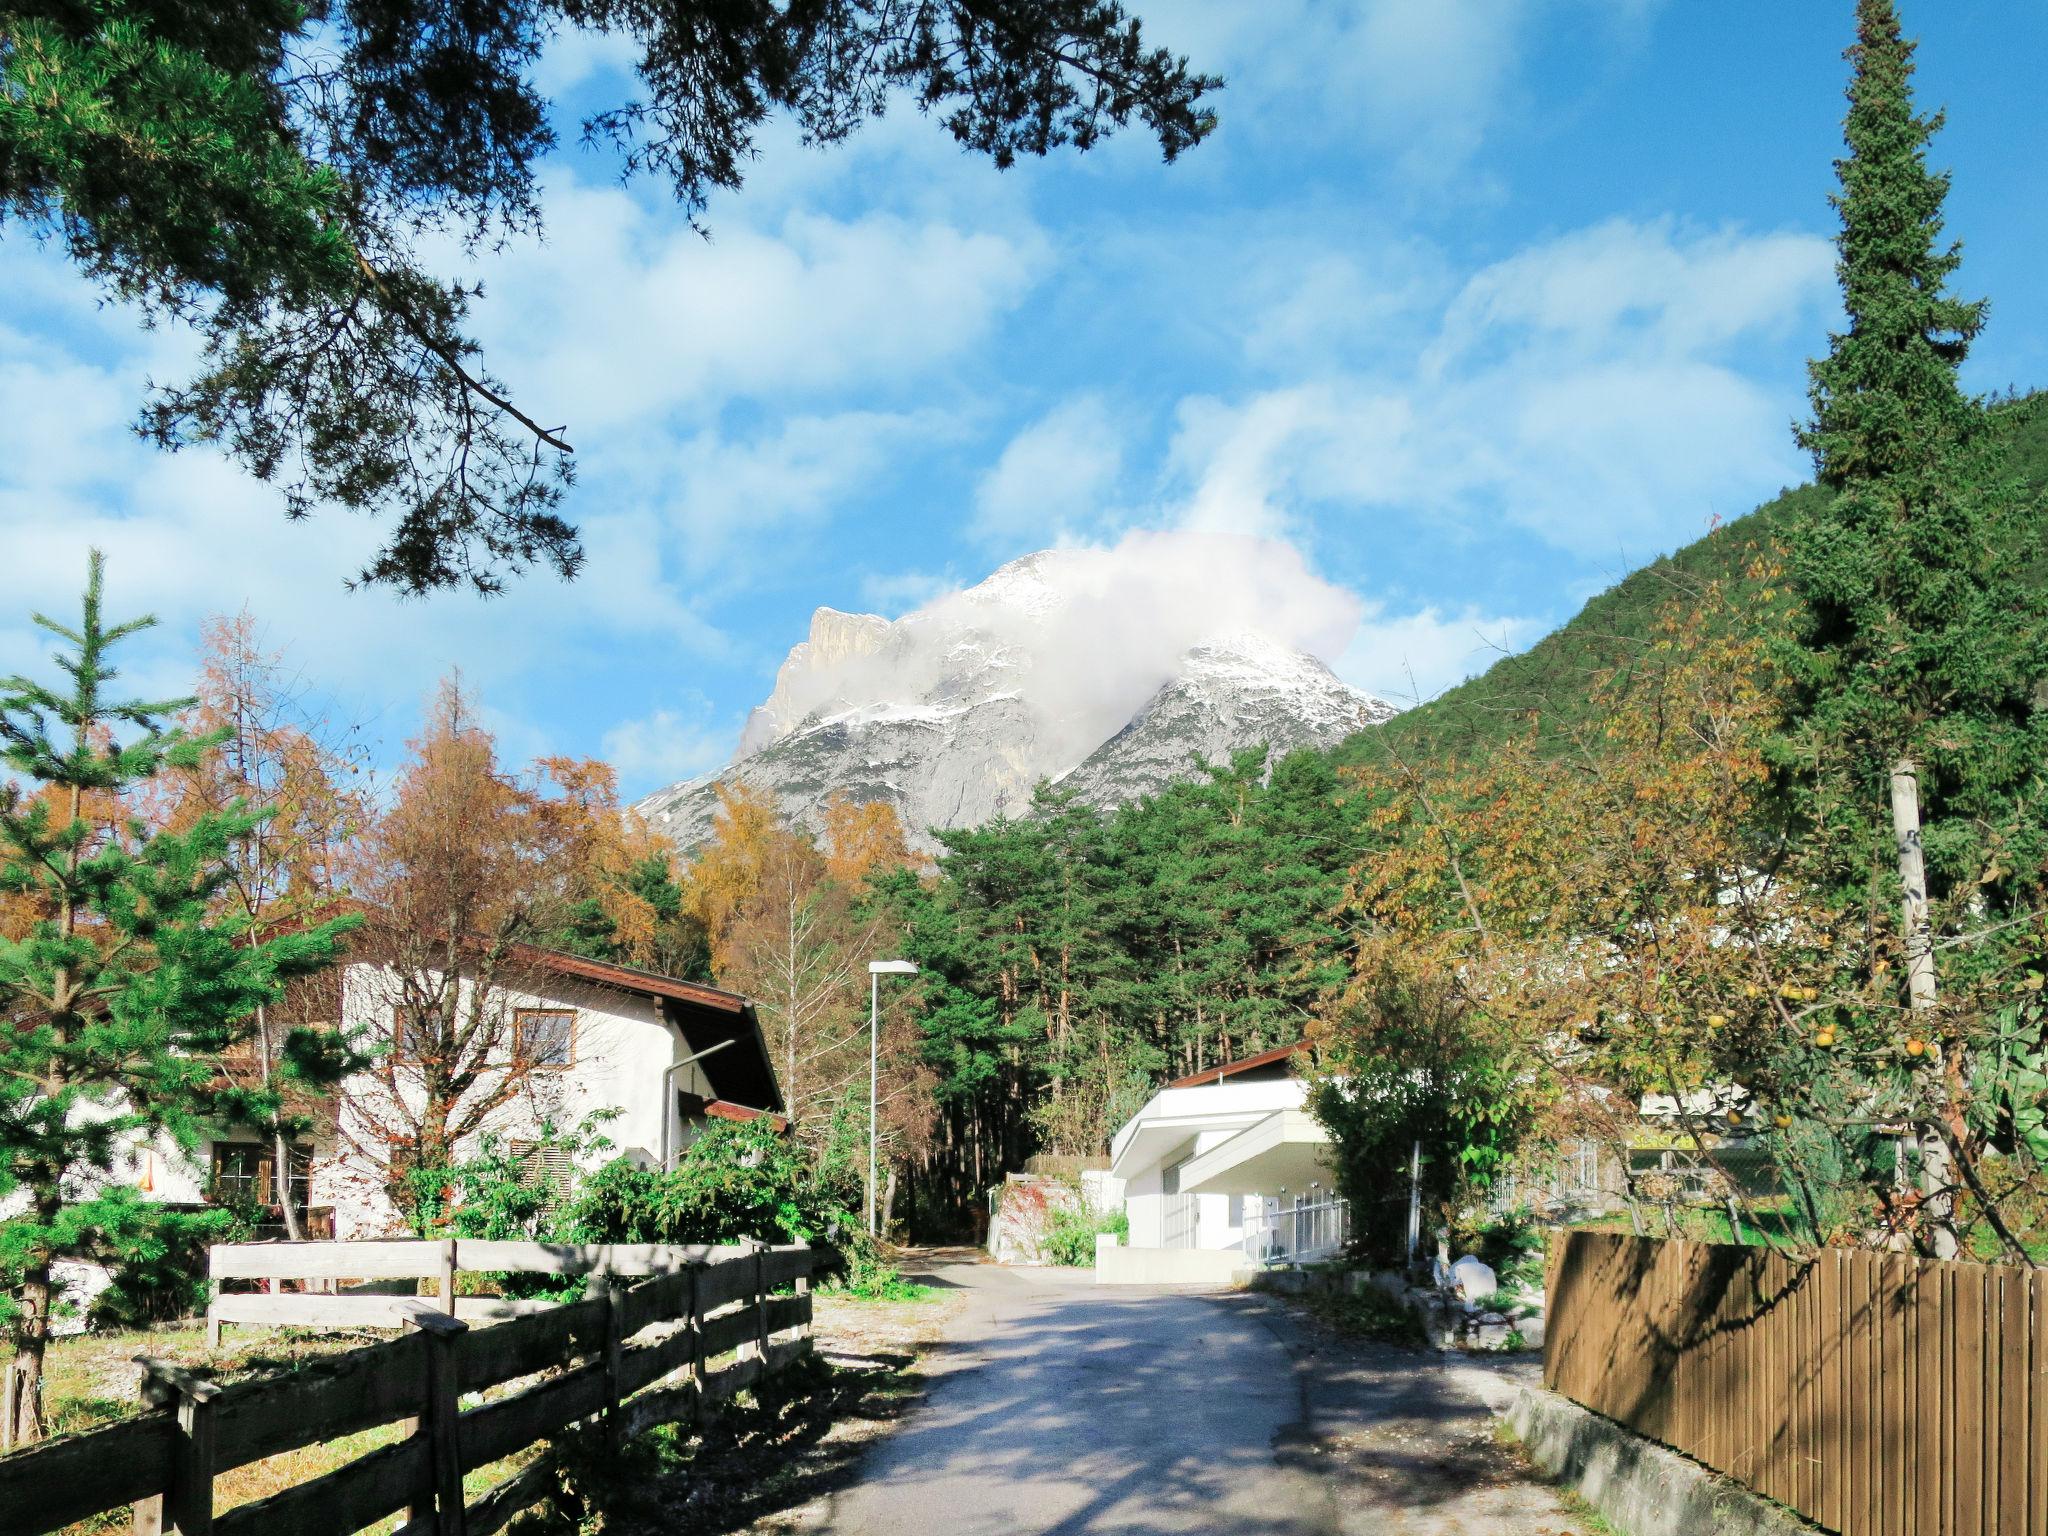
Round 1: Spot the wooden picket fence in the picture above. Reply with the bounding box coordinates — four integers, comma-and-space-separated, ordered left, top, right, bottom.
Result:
0, 1241, 814, 1536
1544, 1230, 2048, 1536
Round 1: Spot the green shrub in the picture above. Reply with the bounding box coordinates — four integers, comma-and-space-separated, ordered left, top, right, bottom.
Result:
1039, 1203, 1128, 1266
1463, 1205, 1546, 1296
88, 1205, 245, 1330
570, 1119, 852, 1249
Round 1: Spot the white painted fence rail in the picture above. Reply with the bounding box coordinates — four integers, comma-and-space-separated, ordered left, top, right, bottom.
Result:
205, 1238, 747, 1345
2, 1240, 815, 1536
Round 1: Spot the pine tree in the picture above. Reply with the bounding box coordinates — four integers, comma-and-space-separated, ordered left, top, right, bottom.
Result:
0, 554, 353, 1443
1786, 0, 2048, 1255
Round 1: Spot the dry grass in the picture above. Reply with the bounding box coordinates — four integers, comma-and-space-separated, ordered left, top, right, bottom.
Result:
42, 1322, 538, 1535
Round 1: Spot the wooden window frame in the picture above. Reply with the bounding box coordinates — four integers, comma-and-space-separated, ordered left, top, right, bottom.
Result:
209, 1140, 313, 1220
512, 1007, 577, 1071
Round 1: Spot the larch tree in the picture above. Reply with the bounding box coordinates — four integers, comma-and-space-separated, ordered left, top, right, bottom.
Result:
1786, 0, 2048, 1257
686, 787, 932, 1207
0, 2, 1216, 594
335, 674, 573, 1230
531, 755, 707, 976
160, 612, 373, 1239
0, 555, 352, 1444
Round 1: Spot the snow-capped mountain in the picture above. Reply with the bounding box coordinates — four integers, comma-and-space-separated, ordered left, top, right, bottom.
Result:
1054, 630, 1397, 808
635, 551, 1396, 848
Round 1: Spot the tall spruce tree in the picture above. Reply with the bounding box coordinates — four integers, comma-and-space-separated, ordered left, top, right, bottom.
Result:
1787, 0, 2048, 1255
0, 554, 353, 1443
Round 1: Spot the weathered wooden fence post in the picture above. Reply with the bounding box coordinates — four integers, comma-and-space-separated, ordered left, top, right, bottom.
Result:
591, 1263, 624, 1448
136, 1358, 221, 1536
439, 1236, 459, 1315
406, 1306, 470, 1536
688, 1261, 710, 1427
752, 1242, 769, 1369
795, 1249, 813, 1357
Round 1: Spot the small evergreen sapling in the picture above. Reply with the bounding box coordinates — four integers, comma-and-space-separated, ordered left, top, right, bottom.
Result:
0, 552, 355, 1444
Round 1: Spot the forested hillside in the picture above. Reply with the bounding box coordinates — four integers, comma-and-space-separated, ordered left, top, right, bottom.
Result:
868, 388, 2048, 1239
1334, 390, 2048, 773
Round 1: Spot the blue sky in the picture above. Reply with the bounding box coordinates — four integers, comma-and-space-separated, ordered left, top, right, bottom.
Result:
5, 0, 2046, 798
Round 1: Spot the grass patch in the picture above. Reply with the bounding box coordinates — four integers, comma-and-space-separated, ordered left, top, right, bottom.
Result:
39, 1323, 541, 1535
825, 1277, 940, 1303
1569, 1200, 1813, 1248
46, 1322, 381, 1432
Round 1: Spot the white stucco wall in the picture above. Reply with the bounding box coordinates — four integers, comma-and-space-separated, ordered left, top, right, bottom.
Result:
1111, 1076, 1311, 1254
320, 962, 707, 1237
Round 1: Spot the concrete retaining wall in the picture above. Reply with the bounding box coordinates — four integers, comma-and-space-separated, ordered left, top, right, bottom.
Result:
1506, 1385, 1810, 1536
1095, 1246, 1247, 1285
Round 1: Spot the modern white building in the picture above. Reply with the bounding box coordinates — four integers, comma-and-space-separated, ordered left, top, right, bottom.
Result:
1101, 1042, 1343, 1284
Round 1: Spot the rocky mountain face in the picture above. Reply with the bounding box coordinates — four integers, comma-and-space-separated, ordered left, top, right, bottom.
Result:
1056, 630, 1397, 808
636, 552, 1396, 849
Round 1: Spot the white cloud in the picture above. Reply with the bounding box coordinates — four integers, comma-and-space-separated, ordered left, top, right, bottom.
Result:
603, 704, 730, 789
1427, 217, 1835, 370
972, 396, 1125, 541
1338, 603, 1545, 705
464, 181, 1046, 443
655, 409, 959, 571
1158, 0, 1662, 184
858, 567, 961, 615
1165, 217, 1835, 556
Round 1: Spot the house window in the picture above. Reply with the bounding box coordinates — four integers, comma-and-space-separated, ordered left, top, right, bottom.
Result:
512, 1008, 575, 1069
392, 1011, 437, 1064
210, 1142, 311, 1222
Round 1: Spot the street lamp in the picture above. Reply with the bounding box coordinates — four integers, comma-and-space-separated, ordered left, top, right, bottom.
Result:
867, 960, 919, 1235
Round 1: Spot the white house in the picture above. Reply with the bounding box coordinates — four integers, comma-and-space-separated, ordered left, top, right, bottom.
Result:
109, 947, 782, 1243
316, 946, 785, 1237
1101, 1041, 1341, 1284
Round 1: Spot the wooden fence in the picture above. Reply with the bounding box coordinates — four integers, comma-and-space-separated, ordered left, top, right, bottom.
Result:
0, 1241, 814, 1536
1544, 1230, 2048, 1536
205, 1238, 750, 1344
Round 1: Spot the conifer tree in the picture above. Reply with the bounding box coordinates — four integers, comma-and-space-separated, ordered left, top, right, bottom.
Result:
0, 554, 353, 1444
1787, 0, 2048, 1255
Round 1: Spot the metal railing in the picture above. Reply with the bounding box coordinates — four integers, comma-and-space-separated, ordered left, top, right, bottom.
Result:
1242, 1193, 1350, 1264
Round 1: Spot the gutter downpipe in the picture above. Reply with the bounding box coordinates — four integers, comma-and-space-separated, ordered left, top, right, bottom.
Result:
659, 1036, 739, 1170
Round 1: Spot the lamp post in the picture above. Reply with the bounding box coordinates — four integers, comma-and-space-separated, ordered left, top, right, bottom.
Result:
867, 960, 919, 1236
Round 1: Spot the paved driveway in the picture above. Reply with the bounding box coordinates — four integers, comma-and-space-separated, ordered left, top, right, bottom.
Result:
817, 1262, 1581, 1536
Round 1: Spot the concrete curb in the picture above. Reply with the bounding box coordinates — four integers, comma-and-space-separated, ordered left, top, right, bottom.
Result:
1505, 1385, 1814, 1536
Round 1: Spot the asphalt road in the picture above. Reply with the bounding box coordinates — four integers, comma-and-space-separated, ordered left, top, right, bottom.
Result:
816, 1261, 1580, 1536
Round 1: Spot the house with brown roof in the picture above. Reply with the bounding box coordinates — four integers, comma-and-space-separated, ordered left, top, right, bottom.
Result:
307, 945, 783, 1239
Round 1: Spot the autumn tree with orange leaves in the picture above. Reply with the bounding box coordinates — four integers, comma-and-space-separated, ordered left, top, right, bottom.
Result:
1321, 560, 2048, 1264
335, 678, 579, 1227
530, 756, 709, 979
685, 786, 933, 1222
158, 613, 373, 1237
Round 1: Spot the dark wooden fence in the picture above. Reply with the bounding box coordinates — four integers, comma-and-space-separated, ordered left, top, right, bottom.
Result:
0, 1241, 814, 1536
1544, 1230, 2048, 1536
